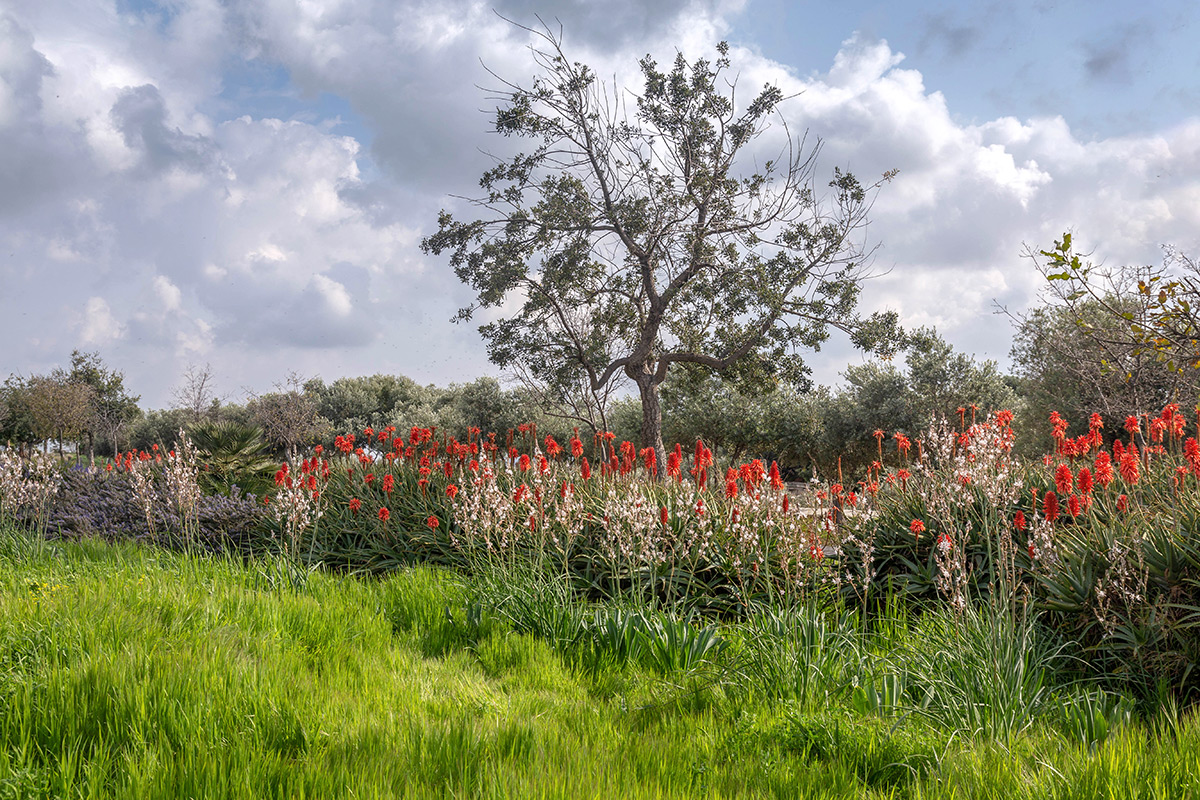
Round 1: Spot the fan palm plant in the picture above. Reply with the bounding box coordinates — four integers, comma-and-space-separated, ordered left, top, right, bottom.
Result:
188, 420, 275, 496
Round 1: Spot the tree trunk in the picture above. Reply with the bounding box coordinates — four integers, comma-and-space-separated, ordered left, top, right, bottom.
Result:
630, 365, 667, 477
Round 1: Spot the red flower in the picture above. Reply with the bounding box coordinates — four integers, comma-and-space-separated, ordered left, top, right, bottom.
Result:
1119, 451, 1139, 484
349, 498, 362, 514
446, 484, 459, 499
1054, 464, 1073, 495
641, 447, 657, 476
1043, 490, 1059, 523
667, 450, 682, 481
382, 474, 395, 493
996, 409, 1015, 427
314, 444, 324, 456
1049, 411, 1068, 440
518, 454, 531, 471
570, 436, 584, 458
910, 519, 926, 537
660, 507, 669, 527
1077, 467, 1093, 495
364, 473, 375, 485
1117, 494, 1128, 512
378, 507, 390, 522
782, 494, 790, 514
544, 436, 562, 458
1013, 510, 1026, 531
513, 484, 528, 504
1067, 494, 1082, 516
1094, 451, 1114, 487
581, 457, 592, 480
1124, 415, 1140, 434
1088, 412, 1103, 431
769, 461, 783, 491
426, 515, 439, 529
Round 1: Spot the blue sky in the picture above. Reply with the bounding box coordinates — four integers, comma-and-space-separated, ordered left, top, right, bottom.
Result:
737, 0, 1200, 139
2, 0, 1198, 408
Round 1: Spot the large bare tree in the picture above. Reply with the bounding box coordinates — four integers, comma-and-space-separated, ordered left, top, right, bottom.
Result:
422, 25, 901, 470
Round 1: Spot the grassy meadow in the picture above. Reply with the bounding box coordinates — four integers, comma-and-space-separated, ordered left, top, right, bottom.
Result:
1, 517, 1198, 799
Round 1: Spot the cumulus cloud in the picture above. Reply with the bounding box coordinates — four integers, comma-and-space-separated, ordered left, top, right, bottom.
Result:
1, 0, 1199, 405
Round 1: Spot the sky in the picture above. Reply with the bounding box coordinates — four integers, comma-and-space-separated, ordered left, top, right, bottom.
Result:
2, 0, 1199, 409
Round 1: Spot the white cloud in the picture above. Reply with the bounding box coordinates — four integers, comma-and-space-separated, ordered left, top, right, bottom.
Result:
2, 1, 1199, 406
76, 296, 123, 346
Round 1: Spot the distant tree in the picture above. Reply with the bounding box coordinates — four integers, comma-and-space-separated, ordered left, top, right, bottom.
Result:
816, 329, 1016, 477
129, 408, 193, 451
248, 373, 326, 457
448, 377, 525, 435
306, 373, 437, 436
24, 375, 94, 460
422, 25, 902, 473
63, 350, 141, 461
904, 328, 1016, 428
171, 363, 221, 424
1, 377, 40, 457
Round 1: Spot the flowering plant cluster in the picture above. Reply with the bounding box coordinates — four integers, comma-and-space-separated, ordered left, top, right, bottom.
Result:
840, 403, 1200, 695
0, 449, 61, 528
265, 424, 834, 609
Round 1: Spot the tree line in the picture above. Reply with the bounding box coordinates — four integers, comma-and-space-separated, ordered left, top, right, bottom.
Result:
3, 298, 1191, 479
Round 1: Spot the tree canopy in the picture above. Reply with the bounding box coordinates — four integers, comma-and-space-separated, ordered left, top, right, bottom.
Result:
422, 25, 901, 468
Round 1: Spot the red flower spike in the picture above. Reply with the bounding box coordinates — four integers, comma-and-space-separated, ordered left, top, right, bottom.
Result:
1055, 464, 1074, 496
1043, 491, 1059, 523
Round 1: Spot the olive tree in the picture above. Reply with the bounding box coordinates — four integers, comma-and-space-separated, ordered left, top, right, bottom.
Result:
422, 25, 901, 470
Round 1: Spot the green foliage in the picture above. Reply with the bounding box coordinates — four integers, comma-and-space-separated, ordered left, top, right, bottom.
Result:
900, 602, 1062, 741
736, 604, 862, 706
187, 420, 275, 496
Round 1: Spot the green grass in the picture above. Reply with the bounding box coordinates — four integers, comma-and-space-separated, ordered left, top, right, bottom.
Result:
1, 521, 1198, 798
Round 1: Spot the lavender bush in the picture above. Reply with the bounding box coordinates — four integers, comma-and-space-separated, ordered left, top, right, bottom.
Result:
41, 469, 266, 554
